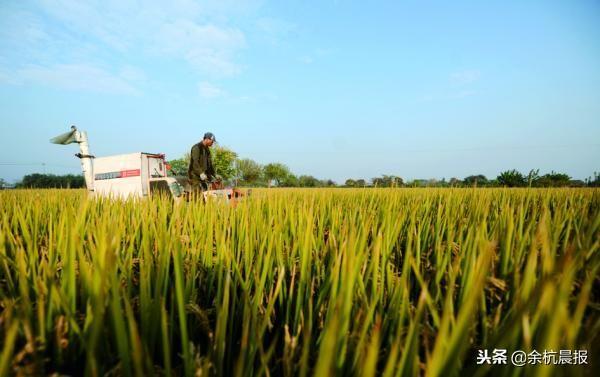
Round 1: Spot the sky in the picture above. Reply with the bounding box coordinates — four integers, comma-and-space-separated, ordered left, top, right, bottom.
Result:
1, 0, 599, 184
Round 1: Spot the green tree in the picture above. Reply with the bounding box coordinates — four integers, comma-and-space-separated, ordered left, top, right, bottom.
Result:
167, 154, 190, 176
212, 145, 238, 181
372, 177, 384, 186
449, 177, 462, 187
587, 172, 600, 187
344, 179, 356, 187
372, 175, 403, 187
168, 145, 238, 181
263, 163, 292, 187
299, 175, 320, 187
536, 171, 571, 187
0, 178, 6, 189
321, 179, 337, 187
355, 179, 367, 187
16, 174, 85, 188
280, 174, 299, 187
463, 175, 488, 187
385, 175, 403, 187
497, 170, 526, 187
235, 158, 263, 184
569, 179, 585, 187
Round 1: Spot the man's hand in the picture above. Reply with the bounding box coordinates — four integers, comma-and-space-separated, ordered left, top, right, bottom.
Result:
200, 173, 208, 181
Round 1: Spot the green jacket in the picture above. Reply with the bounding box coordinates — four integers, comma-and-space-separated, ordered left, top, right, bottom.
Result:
188, 142, 215, 183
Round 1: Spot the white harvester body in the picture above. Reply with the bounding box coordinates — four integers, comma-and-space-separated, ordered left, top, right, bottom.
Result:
93, 152, 177, 199
50, 126, 246, 204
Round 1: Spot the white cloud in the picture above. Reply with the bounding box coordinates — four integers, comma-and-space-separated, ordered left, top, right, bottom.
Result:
38, 1, 248, 77
1, 0, 258, 94
38, 0, 132, 51
17, 64, 140, 95
157, 20, 246, 77
450, 70, 481, 84
198, 81, 226, 98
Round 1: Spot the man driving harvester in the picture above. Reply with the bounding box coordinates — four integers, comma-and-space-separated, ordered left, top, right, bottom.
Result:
188, 132, 218, 194
185, 131, 248, 204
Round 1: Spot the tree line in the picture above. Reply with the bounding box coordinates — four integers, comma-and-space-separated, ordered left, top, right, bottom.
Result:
1, 174, 85, 189
166, 145, 599, 188
2, 146, 598, 189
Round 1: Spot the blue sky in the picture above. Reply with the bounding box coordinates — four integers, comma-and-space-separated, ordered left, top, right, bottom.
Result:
1, 0, 599, 184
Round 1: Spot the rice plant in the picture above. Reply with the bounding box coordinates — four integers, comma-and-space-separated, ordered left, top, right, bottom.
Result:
0, 188, 598, 376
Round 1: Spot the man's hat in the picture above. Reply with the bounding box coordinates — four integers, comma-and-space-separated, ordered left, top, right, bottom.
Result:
203, 132, 216, 142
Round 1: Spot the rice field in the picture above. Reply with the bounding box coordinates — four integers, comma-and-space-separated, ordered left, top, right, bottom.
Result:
0, 188, 598, 376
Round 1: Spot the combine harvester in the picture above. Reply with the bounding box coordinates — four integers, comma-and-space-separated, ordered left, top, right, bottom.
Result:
50, 126, 247, 204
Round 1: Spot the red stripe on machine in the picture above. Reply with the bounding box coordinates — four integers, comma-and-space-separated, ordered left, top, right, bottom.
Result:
95, 169, 141, 180
120, 169, 141, 177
